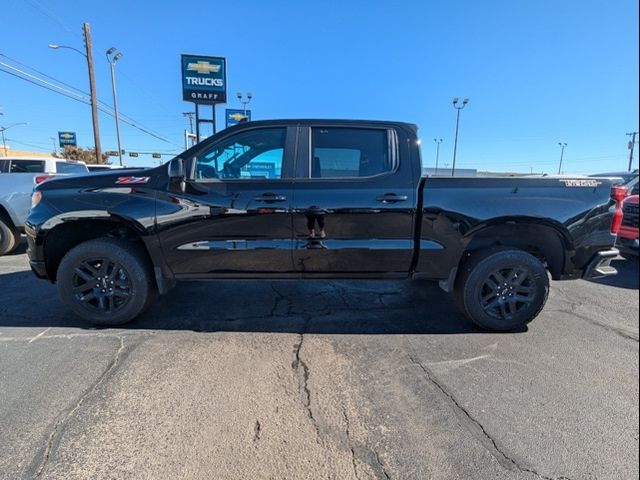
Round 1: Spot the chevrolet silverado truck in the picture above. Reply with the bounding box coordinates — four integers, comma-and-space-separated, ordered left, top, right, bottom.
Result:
26, 120, 620, 330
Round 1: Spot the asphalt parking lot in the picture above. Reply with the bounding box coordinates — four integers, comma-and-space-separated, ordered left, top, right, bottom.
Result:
1, 243, 638, 480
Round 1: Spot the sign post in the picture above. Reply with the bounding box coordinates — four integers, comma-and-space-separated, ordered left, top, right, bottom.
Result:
181, 54, 227, 142
58, 131, 77, 148
225, 109, 251, 128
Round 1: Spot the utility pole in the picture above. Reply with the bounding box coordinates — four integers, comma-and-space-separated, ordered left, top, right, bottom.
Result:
83, 23, 102, 163
627, 132, 638, 171
557, 142, 567, 174
51, 137, 58, 155
433, 138, 443, 175
451, 97, 469, 176
182, 112, 196, 146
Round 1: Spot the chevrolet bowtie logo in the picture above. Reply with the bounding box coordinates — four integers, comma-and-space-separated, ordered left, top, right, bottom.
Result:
187, 61, 221, 75
60, 133, 74, 139
229, 113, 247, 121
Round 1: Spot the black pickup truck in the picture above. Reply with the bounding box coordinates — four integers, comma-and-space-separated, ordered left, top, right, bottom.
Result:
26, 119, 620, 330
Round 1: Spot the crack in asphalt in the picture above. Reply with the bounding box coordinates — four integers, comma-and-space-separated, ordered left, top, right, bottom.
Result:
341, 405, 361, 480
373, 450, 392, 480
31, 335, 129, 479
550, 306, 638, 342
406, 350, 568, 480
291, 316, 321, 444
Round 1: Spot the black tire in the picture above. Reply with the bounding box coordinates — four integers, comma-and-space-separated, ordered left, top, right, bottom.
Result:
0, 218, 19, 256
455, 248, 549, 331
57, 238, 156, 325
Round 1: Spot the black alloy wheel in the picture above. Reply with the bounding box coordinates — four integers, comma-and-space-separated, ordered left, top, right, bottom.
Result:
479, 267, 536, 321
72, 258, 132, 314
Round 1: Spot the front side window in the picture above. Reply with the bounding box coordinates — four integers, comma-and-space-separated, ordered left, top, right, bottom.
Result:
311, 127, 390, 178
195, 128, 286, 180
9, 159, 45, 173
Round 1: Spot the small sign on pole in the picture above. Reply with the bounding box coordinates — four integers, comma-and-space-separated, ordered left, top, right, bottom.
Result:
58, 131, 77, 147
225, 109, 251, 128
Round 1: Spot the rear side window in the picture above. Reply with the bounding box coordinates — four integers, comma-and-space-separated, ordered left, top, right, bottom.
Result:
8, 159, 45, 173
311, 127, 390, 178
0, 160, 8, 173
56, 162, 89, 174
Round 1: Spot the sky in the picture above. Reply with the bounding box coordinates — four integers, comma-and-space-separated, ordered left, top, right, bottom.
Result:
0, 0, 638, 173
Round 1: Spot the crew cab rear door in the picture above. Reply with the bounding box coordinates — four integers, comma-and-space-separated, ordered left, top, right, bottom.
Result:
291, 124, 416, 275
156, 125, 297, 277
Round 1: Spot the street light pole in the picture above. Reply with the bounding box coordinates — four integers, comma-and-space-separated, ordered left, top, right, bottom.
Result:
433, 138, 443, 175
627, 132, 638, 172
0, 123, 28, 157
557, 142, 567, 174
106, 48, 123, 166
236, 92, 253, 117
48, 22, 102, 164
451, 97, 469, 176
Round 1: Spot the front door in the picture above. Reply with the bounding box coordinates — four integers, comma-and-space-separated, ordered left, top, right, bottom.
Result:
156, 126, 297, 277
291, 124, 416, 276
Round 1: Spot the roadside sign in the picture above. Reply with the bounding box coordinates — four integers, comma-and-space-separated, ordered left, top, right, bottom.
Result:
106, 151, 119, 156
225, 109, 251, 128
58, 131, 77, 147
152, 153, 161, 159
128, 152, 139, 158
181, 54, 227, 104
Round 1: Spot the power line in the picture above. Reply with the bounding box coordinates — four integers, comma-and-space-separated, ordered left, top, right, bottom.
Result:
0, 60, 182, 148
23, 0, 79, 39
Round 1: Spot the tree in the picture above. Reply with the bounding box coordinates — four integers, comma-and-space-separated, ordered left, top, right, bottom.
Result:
55, 146, 109, 164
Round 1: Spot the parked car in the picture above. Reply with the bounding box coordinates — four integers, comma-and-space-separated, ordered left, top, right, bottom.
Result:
26, 120, 620, 330
0, 157, 89, 255
617, 194, 639, 257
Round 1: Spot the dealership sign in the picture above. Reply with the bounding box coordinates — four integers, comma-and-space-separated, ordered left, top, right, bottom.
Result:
58, 131, 77, 147
225, 109, 251, 128
181, 54, 227, 104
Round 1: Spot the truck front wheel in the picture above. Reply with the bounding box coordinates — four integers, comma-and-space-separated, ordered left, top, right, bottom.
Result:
455, 248, 549, 331
57, 238, 156, 325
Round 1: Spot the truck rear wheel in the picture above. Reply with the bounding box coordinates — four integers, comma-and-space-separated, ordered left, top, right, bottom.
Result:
57, 238, 156, 325
455, 248, 549, 331
0, 218, 19, 256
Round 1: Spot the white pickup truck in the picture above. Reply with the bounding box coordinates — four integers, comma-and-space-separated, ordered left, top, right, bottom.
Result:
0, 157, 89, 255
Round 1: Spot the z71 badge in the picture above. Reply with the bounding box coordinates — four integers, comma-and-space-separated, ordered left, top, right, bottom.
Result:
116, 176, 151, 185
560, 179, 602, 187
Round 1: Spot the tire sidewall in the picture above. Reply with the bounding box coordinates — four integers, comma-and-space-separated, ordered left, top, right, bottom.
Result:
462, 250, 549, 331
0, 219, 17, 256
57, 238, 151, 325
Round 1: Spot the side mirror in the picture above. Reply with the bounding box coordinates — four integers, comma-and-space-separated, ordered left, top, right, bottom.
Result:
168, 158, 185, 192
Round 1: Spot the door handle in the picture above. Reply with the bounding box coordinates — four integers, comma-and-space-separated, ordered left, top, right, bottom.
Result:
376, 193, 408, 203
255, 193, 287, 203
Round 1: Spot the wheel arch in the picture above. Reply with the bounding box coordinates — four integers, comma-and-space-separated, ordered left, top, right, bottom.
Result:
42, 217, 156, 283
460, 218, 572, 280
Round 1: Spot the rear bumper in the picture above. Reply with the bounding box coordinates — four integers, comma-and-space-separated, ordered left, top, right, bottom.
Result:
582, 248, 619, 279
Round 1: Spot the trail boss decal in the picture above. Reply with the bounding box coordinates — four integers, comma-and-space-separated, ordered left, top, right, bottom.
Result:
560, 179, 602, 187
116, 176, 151, 185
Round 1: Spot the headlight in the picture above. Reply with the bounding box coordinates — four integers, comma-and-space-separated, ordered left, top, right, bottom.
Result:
31, 191, 42, 208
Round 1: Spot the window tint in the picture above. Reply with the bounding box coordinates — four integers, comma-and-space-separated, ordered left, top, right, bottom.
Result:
9, 159, 45, 173
56, 162, 89, 174
195, 128, 286, 180
0, 160, 8, 173
311, 128, 390, 178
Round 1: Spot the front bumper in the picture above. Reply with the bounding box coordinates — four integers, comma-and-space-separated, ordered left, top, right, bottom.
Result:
582, 248, 619, 279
